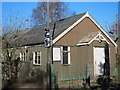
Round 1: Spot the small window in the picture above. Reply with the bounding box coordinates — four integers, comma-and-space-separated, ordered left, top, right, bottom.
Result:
33, 52, 41, 65
9, 52, 13, 57
20, 53, 26, 61
62, 46, 70, 65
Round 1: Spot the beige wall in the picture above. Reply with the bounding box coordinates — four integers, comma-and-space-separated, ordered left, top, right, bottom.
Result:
55, 18, 100, 46
53, 46, 88, 81
53, 17, 116, 80
9, 17, 116, 81
13, 46, 48, 78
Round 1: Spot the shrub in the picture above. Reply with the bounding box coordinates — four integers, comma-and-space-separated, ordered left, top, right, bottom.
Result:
31, 68, 46, 83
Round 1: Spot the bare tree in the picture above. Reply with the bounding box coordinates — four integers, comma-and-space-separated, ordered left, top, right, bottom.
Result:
105, 14, 120, 67
2, 11, 26, 80
32, 1, 76, 25
105, 14, 118, 42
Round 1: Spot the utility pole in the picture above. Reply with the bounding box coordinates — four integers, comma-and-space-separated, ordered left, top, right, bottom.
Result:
45, 1, 51, 89
44, 1, 55, 89
114, 14, 120, 86
25, 19, 29, 29
115, 14, 118, 43
116, 14, 118, 39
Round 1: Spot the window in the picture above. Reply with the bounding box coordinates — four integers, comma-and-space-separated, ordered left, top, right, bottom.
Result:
33, 52, 41, 65
53, 47, 61, 61
62, 46, 70, 65
20, 53, 26, 61
9, 52, 13, 57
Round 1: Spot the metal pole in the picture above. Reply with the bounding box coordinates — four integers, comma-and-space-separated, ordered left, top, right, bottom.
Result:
50, 23, 56, 89
46, 1, 51, 89
51, 23, 56, 64
116, 14, 118, 40
46, 1, 56, 89
47, 0, 50, 27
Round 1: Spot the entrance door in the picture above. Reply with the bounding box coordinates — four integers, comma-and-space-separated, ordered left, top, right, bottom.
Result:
94, 47, 105, 76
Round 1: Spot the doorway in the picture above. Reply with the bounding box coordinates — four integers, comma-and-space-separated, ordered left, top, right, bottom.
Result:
93, 47, 105, 76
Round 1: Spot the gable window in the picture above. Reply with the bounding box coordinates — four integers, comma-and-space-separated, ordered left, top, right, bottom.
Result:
33, 52, 41, 65
62, 46, 70, 65
20, 53, 26, 61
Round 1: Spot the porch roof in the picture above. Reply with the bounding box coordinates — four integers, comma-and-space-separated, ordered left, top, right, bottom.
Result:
77, 31, 100, 46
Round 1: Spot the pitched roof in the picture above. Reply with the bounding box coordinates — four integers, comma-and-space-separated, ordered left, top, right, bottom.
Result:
10, 12, 117, 47
10, 12, 86, 47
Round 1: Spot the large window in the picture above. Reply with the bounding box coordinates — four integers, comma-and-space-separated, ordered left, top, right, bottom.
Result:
33, 52, 41, 65
62, 46, 70, 65
20, 53, 26, 61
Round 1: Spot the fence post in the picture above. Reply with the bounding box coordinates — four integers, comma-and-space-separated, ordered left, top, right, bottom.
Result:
51, 64, 55, 89
0, 63, 2, 90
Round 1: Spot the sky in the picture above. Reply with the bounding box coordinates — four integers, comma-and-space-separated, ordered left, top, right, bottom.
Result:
1, 0, 120, 2
2, 2, 118, 31
67, 2, 118, 30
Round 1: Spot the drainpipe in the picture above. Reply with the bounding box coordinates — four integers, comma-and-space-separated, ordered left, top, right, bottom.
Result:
86, 44, 90, 87
105, 43, 110, 82
51, 23, 56, 64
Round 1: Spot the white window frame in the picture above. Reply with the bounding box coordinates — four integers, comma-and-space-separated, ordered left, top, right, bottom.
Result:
61, 46, 70, 65
33, 51, 41, 65
9, 52, 13, 57
20, 52, 26, 62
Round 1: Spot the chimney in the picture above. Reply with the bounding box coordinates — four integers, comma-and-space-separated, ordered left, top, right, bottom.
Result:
25, 19, 29, 29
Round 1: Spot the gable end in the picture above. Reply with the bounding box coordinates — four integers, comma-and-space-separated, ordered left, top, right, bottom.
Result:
53, 12, 117, 47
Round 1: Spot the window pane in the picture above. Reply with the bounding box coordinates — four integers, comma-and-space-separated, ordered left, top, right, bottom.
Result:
37, 52, 40, 55
22, 53, 23, 60
38, 56, 40, 64
35, 59, 37, 63
63, 46, 68, 51
21, 53, 22, 60
33, 52, 41, 65
24, 53, 25, 61
63, 52, 68, 64
35, 52, 37, 63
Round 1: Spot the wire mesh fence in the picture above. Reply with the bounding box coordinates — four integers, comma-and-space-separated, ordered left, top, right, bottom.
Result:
53, 64, 95, 89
